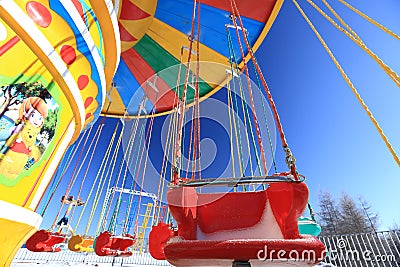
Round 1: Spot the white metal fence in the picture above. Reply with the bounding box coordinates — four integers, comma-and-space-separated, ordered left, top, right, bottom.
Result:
13, 248, 171, 266
12, 230, 400, 266
319, 230, 400, 267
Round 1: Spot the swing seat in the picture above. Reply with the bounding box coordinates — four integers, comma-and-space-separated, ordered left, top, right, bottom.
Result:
150, 181, 326, 266
298, 217, 322, 237
25, 229, 66, 252
94, 231, 135, 257
68, 234, 94, 252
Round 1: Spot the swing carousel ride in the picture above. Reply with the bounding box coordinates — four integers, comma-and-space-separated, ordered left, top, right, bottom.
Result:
0, 0, 398, 266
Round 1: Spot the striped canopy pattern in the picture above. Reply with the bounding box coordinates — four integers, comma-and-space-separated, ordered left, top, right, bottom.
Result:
103, 0, 282, 117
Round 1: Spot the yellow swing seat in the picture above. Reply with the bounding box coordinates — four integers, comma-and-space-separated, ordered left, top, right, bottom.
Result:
68, 234, 94, 252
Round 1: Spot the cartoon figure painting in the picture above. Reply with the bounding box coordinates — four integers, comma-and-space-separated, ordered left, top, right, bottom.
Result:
20, 97, 48, 128
0, 82, 58, 182
0, 97, 48, 179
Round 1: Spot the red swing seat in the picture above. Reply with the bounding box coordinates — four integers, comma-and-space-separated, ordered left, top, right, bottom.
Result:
25, 229, 66, 252
149, 181, 326, 266
94, 231, 135, 257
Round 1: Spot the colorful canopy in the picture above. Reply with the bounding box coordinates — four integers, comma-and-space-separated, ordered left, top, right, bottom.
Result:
102, 0, 283, 117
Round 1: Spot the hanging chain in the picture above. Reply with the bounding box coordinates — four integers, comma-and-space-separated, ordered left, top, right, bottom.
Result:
293, 0, 400, 167
229, 0, 299, 178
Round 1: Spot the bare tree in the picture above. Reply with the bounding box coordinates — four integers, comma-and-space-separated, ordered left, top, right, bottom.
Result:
338, 193, 369, 234
317, 192, 380, 235
318, 191, 341, 235
390, 222, 400, 231
358, 197, 379, 233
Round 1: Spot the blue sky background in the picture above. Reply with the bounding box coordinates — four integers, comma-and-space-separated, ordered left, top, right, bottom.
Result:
257, 0, 400, 230
38, 0, 400, 235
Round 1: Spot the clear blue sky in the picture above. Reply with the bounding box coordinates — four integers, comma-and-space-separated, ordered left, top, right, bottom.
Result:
256, 0, 400, 230
38, 0, 400, 234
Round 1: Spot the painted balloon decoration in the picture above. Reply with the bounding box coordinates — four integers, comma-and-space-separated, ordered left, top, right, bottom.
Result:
0, 0, 119, 264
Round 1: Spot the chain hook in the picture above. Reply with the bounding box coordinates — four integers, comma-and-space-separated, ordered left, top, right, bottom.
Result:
284, 146, 296, 167
284, 146, 299, 180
